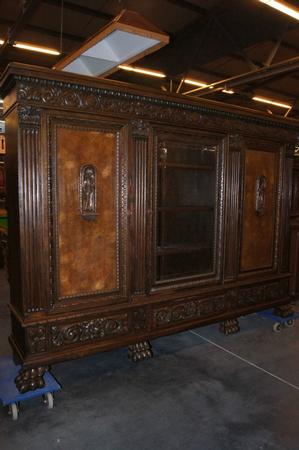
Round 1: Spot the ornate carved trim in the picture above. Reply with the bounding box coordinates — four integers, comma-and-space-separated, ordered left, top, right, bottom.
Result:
15, 366, 48, 393
27, 326, 47, 354
79, 164, 98, 220
128, 340, 153, 362
229, 134, 243, 151
255, 175, 267, 216
219, 318, 240, 335
131, 119, 150, 137
18, 105, 41, 125
51, 314, 129, 347
15, 78, 299, 134
131, 308, 149, 331
153, 279, 289, 329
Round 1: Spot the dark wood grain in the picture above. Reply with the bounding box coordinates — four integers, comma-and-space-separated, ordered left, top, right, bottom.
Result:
0, 63, 297, 392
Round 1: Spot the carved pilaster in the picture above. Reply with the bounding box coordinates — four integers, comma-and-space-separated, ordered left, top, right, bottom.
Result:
15, 366, 48, 393
225, 143, 241, 280
18, 106, 48, 314
219, 318, 240, 335
131, 120, 150, 293
128, 340, 153, 362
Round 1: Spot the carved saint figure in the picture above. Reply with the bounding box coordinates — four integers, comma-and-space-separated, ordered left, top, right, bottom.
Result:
80, 164, 97, 219
255, 175, 267, 216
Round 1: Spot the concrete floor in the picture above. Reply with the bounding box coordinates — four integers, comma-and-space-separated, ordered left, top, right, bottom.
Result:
1, 269, 299, 450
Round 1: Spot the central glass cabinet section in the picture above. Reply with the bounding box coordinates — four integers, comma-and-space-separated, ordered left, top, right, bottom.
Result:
154, 128, 224, 285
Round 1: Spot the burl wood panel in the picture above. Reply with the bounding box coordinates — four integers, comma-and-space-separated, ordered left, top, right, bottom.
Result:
241, 149, 277, 272
56, 127, 117, 298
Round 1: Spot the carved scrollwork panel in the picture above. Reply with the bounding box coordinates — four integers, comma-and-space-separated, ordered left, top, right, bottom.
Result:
51, 314, 128, 347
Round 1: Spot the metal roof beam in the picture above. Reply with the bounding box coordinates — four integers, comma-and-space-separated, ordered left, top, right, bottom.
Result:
0, 0, 42, 56
42, 0, 112, 21
0, 17, 84, 43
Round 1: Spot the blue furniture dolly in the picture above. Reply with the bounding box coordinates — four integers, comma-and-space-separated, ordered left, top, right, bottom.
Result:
257, 307, 299, 333
0, 356, 61, 420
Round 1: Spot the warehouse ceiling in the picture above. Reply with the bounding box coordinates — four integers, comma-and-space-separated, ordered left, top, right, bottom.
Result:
1, 0, 299, 119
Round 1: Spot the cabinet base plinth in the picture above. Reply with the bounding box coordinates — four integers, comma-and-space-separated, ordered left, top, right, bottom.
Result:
128, 341, 153, 362
219, 318, 240, 335
15, 366, 48, 393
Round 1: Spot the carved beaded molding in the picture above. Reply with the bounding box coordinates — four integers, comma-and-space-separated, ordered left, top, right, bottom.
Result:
15, 77, 299, 138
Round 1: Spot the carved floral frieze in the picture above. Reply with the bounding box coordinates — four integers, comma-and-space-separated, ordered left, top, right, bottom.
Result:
14, 78, 298, 139
51, 315, 129, 347
153, 279, 289, 329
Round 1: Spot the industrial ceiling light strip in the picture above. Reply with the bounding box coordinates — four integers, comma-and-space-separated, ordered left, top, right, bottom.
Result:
13, 42, 60, 55
259, 0, 299, 21
118, 64, 166, 78
252, 95, 291, 108
184, 78, 208, 87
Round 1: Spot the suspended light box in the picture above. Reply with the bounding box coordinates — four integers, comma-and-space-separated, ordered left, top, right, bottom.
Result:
54, 9, 169, 77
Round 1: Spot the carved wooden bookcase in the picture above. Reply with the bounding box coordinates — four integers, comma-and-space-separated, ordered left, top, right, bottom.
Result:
1, 64, 298, 392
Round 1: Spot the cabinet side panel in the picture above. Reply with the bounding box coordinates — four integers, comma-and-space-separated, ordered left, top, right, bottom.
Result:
56, 127, 118, 298
241, 149, 277, 272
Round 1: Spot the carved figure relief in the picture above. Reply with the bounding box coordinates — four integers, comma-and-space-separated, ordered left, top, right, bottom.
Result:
255, 175, 267, 216
79, 164, 98, 220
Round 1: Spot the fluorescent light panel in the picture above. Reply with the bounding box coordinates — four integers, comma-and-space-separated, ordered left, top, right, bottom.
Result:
0, 38, 59, 55
252, 95, 291, 108
13, 42, 60, 55
55, 10, 169, 77
259, 0, 299, 21
118, 64, 166, 78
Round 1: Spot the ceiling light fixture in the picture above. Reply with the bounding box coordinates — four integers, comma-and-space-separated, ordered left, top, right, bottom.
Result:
259, 0, 299, 21
54, 9, 169, 77
0, 40, 4, 45
252, 95, 291, 108
118, 64, 166, 78
13, 42, 60, 55
184, 78, 208, 87
222, 89, 234, 94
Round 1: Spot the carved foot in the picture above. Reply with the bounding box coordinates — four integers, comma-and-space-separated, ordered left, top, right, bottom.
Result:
15, 366, 48, 393
128, 340, 153, 362
274, 304, 294, 318
219, 318, 240, 335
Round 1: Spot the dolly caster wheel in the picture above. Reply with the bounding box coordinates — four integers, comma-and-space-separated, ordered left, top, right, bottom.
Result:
8, 403, 19, 421
285, 319, 295, 328
273, 322, 281, 333
43, 392, 54, 409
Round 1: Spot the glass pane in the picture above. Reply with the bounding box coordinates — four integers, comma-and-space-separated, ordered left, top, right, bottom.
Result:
157, 248, 214, 280
156, 133, 219, 282
158, 210, 214, 247
158, 167, 216, 207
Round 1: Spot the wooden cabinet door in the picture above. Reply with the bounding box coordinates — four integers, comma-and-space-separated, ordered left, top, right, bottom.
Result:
48, 115, 129, 309
240, 141, 283, 275
149, 126, 226, 290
